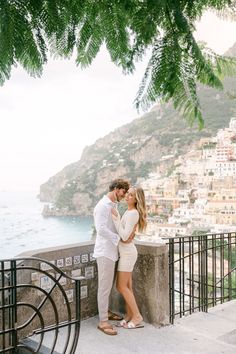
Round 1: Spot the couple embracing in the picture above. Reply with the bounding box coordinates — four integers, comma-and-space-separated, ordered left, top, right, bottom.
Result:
93, 178, 147, 335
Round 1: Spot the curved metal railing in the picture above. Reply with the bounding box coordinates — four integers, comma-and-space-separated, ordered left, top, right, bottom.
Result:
0, 257, 82, 353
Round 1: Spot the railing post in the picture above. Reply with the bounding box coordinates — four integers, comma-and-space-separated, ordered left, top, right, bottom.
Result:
197, 236, 201, 311
169, 239, 175, 324
228, 233, 232, 301
10, 260, 17, 350
212, 234, 216, 307
70, 279, 81, 354
201, 235, 207, 312
205, 235, 208, 312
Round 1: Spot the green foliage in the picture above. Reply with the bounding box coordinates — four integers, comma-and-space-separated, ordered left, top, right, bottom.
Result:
0, 0, 236, 125
126, 159, 135, 171
159, 134, 175, 146
206, 239, 236, 299
191, 229, 210, 236
207, 272, 236, 301
226, 250, 236, 269
55, 181, 78, 210
124, 159, 153, 182
203, 142, 217, 149
207, 239, 236, 268
167, 165, 176, 177
135, 161, 153, 178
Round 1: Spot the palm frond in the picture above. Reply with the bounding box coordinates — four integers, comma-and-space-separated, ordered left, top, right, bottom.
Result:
0, 1, 14, 84
0, 0, 236, 126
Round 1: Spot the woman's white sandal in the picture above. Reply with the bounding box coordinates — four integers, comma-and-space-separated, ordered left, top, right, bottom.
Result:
115, 319, 129, 327
124, 321, 144, 329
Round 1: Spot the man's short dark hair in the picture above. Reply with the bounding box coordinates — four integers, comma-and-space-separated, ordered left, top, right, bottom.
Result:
109, 179, 130, 192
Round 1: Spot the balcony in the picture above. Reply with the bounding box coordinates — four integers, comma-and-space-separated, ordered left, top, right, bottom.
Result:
1, 232, 235, 353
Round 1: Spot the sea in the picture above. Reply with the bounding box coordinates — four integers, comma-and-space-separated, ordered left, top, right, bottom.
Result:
0, 191, 93, 259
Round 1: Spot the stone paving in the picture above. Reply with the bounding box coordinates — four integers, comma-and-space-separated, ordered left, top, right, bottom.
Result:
29, 300, 236, 353
75, 300, 236, 354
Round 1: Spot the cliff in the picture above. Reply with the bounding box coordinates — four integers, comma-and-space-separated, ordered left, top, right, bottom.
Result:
225, 42, 236, 57
40, 46, 236, 216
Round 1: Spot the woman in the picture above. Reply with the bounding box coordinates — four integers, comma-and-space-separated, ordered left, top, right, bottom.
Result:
111, 186, 147, 329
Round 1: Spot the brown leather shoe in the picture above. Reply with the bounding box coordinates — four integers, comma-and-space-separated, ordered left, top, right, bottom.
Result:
108, 311, 123, 321
97, 325, 117, 335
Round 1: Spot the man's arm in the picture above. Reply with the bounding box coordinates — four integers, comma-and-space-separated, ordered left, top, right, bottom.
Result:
94, 205, 119, 246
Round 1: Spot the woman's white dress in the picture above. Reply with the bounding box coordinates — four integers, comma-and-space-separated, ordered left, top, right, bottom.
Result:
112, 209, 139, 272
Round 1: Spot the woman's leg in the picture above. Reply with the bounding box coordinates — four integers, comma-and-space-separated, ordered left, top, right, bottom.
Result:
116, 272, 131, 321
125, 300, 132, 321
116, 271, 142, 324
125, 276, 133, 319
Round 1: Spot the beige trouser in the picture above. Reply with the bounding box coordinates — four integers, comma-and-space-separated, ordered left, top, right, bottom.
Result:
96, 257, 115, 322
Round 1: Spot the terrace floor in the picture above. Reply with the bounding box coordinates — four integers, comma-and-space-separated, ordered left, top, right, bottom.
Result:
37, 299, 236, 354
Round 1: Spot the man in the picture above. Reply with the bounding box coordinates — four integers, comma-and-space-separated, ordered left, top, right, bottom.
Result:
93, 178, 135, 335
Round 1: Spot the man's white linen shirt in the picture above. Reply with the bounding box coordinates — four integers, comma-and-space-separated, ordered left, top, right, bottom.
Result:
93, 195, 120, 262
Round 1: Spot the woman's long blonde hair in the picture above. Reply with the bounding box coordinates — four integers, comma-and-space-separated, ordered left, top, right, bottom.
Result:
134, 187, 147, 232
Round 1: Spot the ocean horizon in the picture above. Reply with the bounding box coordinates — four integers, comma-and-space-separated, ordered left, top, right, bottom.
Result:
0, 190, 93, 259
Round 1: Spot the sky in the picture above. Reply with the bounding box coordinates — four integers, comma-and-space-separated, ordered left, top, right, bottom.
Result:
1, 11, 236, 193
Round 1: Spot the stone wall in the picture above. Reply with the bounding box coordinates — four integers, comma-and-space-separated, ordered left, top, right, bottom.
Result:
20, 241, 98, 321
13, 240, 169, 337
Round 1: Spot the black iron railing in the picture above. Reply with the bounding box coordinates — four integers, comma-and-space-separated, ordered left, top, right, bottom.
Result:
0, 257, 82, 353
167, 232, 236, 324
